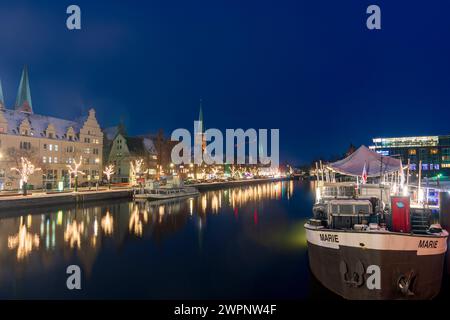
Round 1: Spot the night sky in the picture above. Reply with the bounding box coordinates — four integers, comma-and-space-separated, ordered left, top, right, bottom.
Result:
0, 0, 449, 165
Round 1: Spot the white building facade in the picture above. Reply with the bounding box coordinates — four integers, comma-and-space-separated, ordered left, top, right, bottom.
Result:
0, 67, 103, 190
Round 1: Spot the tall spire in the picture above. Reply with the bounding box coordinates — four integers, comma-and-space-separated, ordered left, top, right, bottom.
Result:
0, 78, 4, 110
198, 98, 204, 133
15, 65, 33, 113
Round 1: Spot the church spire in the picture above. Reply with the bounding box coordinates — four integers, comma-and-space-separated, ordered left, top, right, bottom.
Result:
0, 78, 4, 110
198, 98, 204, 133
15, 65, 33, 113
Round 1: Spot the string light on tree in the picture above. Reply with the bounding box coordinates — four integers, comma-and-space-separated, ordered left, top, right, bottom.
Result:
103, 164, 115, 189
66, 156, 85, 192
130, 159, 148, 186
10, 157, 41, 196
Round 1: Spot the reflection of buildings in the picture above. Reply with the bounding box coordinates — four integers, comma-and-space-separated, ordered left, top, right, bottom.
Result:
7, 221, 40, 260
0, 181, 295, 278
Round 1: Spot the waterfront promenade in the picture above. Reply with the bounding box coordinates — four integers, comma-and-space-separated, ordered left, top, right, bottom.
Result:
0, 177, 293, 210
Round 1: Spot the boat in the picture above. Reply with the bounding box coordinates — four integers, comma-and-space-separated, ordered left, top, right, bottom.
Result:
305, 146, 449, 300
133, 186, 199, 201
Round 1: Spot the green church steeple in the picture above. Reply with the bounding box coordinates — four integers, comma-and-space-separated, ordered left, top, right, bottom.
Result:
15, 66, 33, 113
198, 99, 203, 132
0, 78, 4, 109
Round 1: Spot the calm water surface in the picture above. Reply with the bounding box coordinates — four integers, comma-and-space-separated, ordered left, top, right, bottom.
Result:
0, 180, 448, 299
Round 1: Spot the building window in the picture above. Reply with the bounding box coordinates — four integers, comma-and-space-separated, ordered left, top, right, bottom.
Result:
0, 168, 5, 178
430, 149, 439, 155
408, 149, 416, 155
43, 156, 47, 163
85, 138, 90, 143
66, 146, 74, 153
54, 157, 58, 164
55, 145, 59, 152
20, 141, 31, 150
84, 148, 91, 154
0, 127, 4, 133
442, 148, 450, 163
49, 144, 53, 151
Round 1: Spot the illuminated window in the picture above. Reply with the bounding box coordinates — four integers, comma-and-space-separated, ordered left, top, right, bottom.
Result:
430, 149, 439, 155
43, 156, 47, 163
442, 163, 450, 168
408, 149, 416, 155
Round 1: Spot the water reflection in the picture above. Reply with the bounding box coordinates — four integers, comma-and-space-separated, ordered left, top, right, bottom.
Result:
7, 219, 40, 260
0, 181, 295, 261
0, 180, 309, 298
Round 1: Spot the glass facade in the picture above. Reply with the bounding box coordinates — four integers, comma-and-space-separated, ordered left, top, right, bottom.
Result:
369, 135, 450, 177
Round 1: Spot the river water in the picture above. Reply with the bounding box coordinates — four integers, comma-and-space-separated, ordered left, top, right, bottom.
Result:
0, 180, 448, 299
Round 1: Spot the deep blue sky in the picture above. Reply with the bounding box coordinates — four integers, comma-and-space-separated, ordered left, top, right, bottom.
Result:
0, 0, 450, 164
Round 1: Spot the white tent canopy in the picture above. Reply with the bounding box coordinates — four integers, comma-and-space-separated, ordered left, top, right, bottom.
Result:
327, 145, 401, 177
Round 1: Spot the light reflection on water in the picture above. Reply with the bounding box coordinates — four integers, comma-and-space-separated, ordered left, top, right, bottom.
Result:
0, 180, 326, 299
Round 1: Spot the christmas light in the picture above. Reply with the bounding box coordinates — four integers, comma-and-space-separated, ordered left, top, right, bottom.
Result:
103, 164, 115, 189
10, 157, 41, 195
66, 156, 85, 191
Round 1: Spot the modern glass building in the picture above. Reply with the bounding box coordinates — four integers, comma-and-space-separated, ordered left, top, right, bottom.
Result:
369, 135, 450, 178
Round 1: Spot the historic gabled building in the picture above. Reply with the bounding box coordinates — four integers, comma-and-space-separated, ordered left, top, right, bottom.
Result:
107, 132, 158, 183
0, 67, 103, 190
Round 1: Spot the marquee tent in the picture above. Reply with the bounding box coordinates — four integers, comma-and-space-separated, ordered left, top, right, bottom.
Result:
327, 145, 401, 177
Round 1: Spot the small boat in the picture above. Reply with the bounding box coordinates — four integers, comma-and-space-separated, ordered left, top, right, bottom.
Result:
133, 186, 199, 201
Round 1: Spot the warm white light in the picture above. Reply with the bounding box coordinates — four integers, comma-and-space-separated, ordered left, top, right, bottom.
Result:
11, 157, 41, 184
103, 164, 115, 181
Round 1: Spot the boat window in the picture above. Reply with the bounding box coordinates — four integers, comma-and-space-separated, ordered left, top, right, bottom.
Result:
331, 204, 339, 213
339, 204, 353, 214
354, 204, 370, 214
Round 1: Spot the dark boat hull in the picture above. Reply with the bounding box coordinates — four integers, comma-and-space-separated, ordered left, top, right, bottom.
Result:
306, 226, 447, 300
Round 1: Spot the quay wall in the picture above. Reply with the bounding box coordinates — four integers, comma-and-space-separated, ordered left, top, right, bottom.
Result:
191, 177, 293, 192
0, 177, 295, 211
0, 189, 132, 210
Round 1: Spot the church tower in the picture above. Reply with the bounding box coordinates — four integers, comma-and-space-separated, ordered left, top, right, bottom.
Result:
0, 78, 4, 110
15, 66, 33, 113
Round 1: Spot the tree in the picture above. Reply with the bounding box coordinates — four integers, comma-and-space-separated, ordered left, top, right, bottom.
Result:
10, 157, 41, 195
130, 159, 148, 186
67, 156, 84, 191
103, 164, 115, 189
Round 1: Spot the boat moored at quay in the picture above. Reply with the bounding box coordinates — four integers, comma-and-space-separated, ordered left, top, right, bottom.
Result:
305, 146, 449, 300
